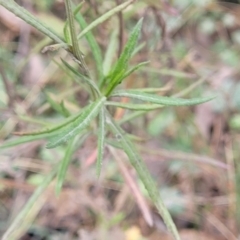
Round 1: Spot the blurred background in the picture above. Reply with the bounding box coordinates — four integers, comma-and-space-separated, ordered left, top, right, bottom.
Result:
1, 0, 240, 239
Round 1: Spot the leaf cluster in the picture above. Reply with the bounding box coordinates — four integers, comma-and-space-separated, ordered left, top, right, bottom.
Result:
0, 1, 215, 240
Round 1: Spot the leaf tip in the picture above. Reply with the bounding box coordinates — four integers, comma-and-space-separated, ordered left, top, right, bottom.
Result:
45, 142, 55, 149
203, 95, 217, 103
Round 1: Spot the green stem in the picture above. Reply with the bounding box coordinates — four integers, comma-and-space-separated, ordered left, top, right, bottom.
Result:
64, 0, 89, 76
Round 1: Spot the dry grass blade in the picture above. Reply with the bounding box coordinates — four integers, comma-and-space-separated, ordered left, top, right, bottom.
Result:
109, 146, 153, 227
142, 148, 230, 170
206, 212, 237, 240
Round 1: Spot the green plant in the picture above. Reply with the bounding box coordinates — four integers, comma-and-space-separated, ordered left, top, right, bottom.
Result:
0, 1, 214, 239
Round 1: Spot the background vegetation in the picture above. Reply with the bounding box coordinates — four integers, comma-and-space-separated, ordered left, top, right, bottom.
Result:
0, 0, 240, 239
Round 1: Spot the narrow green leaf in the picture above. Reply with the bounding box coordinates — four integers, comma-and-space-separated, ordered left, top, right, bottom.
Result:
56, 137, 76, 195
77, 0, 134, 40
102, 30, 118, 77
0, 126, 85, 150
131, 42, 146, 57
64, 0, 81, 57
118, 111, 145, 125
114, 83, 212, 127
97, 107, 105, 177
13, 109, 86, 136
123, 87, 167, 93
0, 106, 92, 149
142, 67, 195, 79
63, 21, 71, 44
64, 2, 84, 43
61, 59, 100, 96
0, 0, 65, 44
106, 110, 180, 240
64, 0, 89, 75
102, 53, 148, 91
18, 115, 51, 127
111, 18, 143, 75
106, 101, 161, 111
73, 2, 85, 16
111, 90, 215, 106
0, 132, 56, 149
118, 61, 149, 83
60, 101, 71, 117
47, 97, 106, 148
75, 11, 103, 79
46, 93, 70, 117
2, 170, 57, 240
105, 18, 143, 96
105, 139, 123, 149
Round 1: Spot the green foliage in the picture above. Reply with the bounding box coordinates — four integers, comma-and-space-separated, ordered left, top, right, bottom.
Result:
46, 93, 70, 117
74, 8, 103, 80
56, 137, 76, 194
64, 0, 88, 75
77, 0, 134, 40
63, 2, 85, 44
0, 1, 216, 239
112, 90, 214, 106
104, 18, 143, 96
102, 30, 118, 77
46, 97, 106, 149
61, 59, 100, 96
106, 110, 180, 238
106, 101, 161, 111
2, 170, 57, 240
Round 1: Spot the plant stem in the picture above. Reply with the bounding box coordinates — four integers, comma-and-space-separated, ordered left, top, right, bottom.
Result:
64, 0, 89, 76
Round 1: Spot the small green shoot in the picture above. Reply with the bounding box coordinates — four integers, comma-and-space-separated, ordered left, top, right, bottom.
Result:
104, 18, 143, 96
